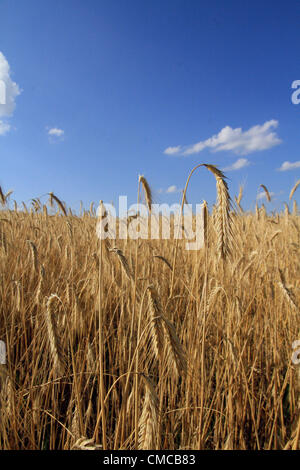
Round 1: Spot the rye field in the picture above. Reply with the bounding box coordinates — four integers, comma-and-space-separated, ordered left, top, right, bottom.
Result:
0, 167, 300, 450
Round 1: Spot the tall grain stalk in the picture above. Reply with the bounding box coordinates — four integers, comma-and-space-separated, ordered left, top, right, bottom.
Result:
170, 163, 232, 296
93, 201, 107, 449
133, 175, 142, 449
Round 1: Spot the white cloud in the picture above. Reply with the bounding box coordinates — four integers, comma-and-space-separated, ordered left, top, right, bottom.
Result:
223, 158, 250, 171
257, 191, 275, 201
0, 120, 11, 135
164, 120, 282, 157
47, 127, 65, 142
278, 161, 300, 171
158, 185, 182, 194
0, 51, 21, 135
166, 185, 179, 193
164, 145, 182, 155
48, 127, 64, 137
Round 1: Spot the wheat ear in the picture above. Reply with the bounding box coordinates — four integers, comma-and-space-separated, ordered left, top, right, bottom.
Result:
48, 192, 67, 216
27, 240, 39, 273
45, 294, 66, 377
153, 255, 173, 271
139, 175, 152, 213
161, 314, 187, 378
203, 164, 233, 260
110, 247, 134, 281
138, 374, 159, 450
290, 180, 300, 201
146, 285, 165, 359
0, 186, 5, 205
259, 184, 271, 202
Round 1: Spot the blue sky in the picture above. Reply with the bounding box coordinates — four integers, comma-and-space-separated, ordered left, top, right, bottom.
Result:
1, 0, 300, 213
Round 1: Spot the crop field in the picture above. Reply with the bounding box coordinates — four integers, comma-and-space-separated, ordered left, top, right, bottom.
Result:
0, 168, 300, 450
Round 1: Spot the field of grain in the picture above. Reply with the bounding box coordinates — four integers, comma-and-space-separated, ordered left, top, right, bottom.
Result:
0, 168, 300, 450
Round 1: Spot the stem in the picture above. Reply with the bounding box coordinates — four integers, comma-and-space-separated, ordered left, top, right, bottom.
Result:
134, 178, 141, 449
95, 201, 107, 449
170, 164, 204, 297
